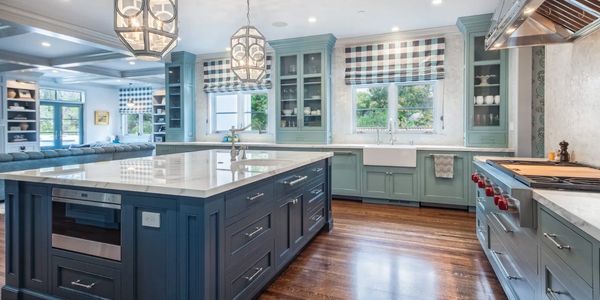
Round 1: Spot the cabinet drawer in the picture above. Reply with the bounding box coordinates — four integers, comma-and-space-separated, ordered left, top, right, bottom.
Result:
475, 205, 488, 249
488, 227, 535, 300
225, 212, 273, 268
541, 245, 592, 300
226, 244, 274, 300
225, 180, 274, 221
306, 204, 326, 235
540, 209, 593, 285
276, 161, 326, 196
51, 256, 121, 300
305, 181, 326, 213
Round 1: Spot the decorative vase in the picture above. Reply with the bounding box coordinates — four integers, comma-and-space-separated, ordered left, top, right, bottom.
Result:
19, 123, 29, 131
7, 89, 17, 98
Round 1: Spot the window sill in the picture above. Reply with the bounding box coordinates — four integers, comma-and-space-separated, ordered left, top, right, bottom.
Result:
354, 129, 436, 135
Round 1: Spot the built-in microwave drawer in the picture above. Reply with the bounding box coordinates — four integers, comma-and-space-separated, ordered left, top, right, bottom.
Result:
51, 255, 121, 300
226, 243, 274, 300
540, 208, 593, 286
225, 211, 273, 269
225, 179, 274, 222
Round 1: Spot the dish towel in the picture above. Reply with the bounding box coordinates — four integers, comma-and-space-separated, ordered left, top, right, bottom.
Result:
433, 154, 455, 179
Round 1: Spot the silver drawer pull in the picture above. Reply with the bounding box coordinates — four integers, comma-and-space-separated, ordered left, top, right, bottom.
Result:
492, 213, 513, 233
71, 279, 97, 289
543, 233, 571, 250
546, 288, 564, 300
490, 251, 520, 280
284, 175, 308, 186
311, 188, 323, 195
243, 267, 263, 282
312, 215, 323, 222
246, 192, 265, 202
312, 167, 324, 173
287, 198, 299, 205
245, 226, 264, 238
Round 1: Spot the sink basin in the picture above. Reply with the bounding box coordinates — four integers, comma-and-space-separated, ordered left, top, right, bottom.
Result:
363, 145, 417, 167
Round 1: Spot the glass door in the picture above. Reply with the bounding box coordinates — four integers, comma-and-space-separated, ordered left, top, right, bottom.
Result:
279, 55, 299, 129
472, 36, 501, 128
40, 103, 83, 149
302, 53, 322, 128
61, 105, 82, 147
40, 104, 56, 148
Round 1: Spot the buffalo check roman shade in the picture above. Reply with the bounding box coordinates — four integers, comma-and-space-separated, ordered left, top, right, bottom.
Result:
345, 37, 445, 85
203, 56, 272, 93
119, 87, 153, 114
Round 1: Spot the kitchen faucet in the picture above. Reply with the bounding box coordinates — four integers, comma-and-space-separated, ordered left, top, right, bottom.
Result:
387, 118, 396, 145
229, 124, 251, 161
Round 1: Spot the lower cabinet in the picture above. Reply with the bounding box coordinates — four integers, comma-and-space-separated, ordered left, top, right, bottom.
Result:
51, 254, 122, 300
363, 166, 417, 201
418, 151, 469, 206
275, 192, 306, 269
330, 150, 362, 197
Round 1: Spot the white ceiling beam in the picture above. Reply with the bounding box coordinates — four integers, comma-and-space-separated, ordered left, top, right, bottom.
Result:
51, 52, 131, 68
64, 65, 122, 78
0, 21, 31, 38
0, 63, 36, 72
122, 68, 164, 78
0, 49, 50, 67
0, 3, 129, 55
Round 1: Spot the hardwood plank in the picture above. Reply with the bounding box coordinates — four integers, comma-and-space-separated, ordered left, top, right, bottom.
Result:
0, 201, 506, 299
259, 200, 506, 300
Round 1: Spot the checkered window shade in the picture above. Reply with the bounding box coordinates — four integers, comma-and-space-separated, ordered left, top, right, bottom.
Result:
203, 56, 272, 93
119, 87, 153, 114
344, 37, 445, 85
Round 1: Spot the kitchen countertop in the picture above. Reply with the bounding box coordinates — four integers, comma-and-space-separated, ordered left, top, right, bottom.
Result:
533, 189, 600, 241
0, 150, 333, 198
159, 142, 514, 153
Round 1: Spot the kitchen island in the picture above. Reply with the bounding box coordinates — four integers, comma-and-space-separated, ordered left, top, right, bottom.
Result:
0, 150, 333, 300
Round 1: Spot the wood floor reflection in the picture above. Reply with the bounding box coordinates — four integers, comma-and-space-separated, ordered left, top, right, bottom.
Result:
259, 200, 506, 300
0, 201, 505, 300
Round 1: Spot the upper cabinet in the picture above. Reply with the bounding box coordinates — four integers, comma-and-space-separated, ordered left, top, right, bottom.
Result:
270, 34, 336, 144
457, 15, 509, 148
165, 51, 196, 142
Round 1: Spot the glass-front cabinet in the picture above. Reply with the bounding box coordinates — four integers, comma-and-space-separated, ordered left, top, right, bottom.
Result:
271, 34, 336, 144
165, 52, 196, 142
457, 15, 508, 148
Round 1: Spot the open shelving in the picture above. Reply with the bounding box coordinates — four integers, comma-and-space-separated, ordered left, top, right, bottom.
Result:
4, 80, 39, 152
152, 89, 166, 143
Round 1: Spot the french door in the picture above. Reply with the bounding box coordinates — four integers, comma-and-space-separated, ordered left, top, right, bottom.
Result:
40, 102, 83, 149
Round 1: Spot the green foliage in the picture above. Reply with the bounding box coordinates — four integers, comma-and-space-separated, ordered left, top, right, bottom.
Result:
397, 84, 434, 129
355, 87, 388, 128
250, 93, 268, 131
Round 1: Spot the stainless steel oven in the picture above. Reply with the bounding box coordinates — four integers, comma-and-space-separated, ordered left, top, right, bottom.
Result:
51, 188, 122, 261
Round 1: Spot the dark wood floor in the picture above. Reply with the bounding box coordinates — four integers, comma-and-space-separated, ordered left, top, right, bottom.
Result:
0, 201, 506, 300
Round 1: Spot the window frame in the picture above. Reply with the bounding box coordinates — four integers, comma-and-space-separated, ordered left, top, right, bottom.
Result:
352, 81, 442, 134
121, 112, 153, 136
209, 91, 269, 134
39, 87, 85, 149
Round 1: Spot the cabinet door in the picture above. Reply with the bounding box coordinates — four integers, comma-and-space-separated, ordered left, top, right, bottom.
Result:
419, 152, 468, 206
274, 193, 304, 268
122, 195, 178, 300
301, 52, 324, 130
279, 55, 300, 130
331, 151, 362, 197
23, 184, 51, 293
389, 170, 417, 201
363, 167, 389, 199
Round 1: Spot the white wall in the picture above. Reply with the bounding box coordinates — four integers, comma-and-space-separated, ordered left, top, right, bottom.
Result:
507, 47, 532, 156
39, 82, 120, 144
545, 30, 600, 166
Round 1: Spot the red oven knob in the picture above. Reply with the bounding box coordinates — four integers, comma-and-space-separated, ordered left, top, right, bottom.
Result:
477, 179, 486, 188
485, 186, 495, 197
471, 173, 479, 183
497, 198, 509, 211
493, 195, 502, 205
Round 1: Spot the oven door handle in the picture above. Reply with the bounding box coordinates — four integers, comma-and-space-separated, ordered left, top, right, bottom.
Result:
52, 197, 121, 210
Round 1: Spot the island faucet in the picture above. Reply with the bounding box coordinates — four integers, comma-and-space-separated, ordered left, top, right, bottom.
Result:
229, 124, 251, 161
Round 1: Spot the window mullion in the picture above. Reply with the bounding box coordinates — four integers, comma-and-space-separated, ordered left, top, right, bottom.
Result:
388, 84, 398, 130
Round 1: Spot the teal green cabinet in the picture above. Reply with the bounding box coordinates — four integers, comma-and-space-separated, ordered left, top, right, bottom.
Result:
270, 34, 336, 144
418, 151, 469, 206
165, 51, 196, 142
331, 150, 362, 197
457, 15, 509, 148
363, 166, 417, 201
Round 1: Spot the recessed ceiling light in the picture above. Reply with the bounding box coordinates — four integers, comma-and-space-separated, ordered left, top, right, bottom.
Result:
52, 70, 59, 73
226, 47, 232, 51
129, 61, 136, 65
272, 21, 288, 28
177, 37, 182, 41
391, 26, 400, 32
308, 17, 317, 23
432, 0, 443, 5
41, 42, 51, 47
357, 10, 367, 14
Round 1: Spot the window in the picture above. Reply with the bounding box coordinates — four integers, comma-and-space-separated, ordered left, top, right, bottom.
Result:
39, 88, 84, 149
122, 113, 152, 136
353, 82, 439, 132
211, 92, 268, 133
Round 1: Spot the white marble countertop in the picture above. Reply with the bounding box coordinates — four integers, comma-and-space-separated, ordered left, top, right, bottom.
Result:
159, 142, 514, 153
534, 189, 600, 241
473, 156, 548, 163
0, 150, 333, 198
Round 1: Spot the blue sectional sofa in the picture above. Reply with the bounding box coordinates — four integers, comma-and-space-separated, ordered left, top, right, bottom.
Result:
0, 143, 155, 200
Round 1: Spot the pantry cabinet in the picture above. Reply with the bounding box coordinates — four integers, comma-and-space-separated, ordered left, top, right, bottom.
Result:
270, 34, 336, 144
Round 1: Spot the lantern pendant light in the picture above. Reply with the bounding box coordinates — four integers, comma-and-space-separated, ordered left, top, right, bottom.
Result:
230, 0, 267, 83
114, 0, 179, 61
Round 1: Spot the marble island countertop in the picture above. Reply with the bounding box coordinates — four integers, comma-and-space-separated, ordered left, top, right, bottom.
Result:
0, 150, 333, 198
159, 141, 514, 153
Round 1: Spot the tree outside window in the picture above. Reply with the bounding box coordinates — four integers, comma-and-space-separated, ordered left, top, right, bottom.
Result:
397, 84, 435, 130
355, 86, 388, 129
123, 113, 152, 135
213, 92, 268, 133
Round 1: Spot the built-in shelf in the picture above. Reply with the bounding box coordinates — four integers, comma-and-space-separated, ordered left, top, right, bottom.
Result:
474, 84, 500, 88
8, 119, 36, 122
473, 60, 501, 66
7, 109, 36, 112
7, 98, 36, 102
474, 104, 500, 107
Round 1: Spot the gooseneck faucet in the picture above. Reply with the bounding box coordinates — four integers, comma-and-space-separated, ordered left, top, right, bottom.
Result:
387, 118, 396, 145
229, 124, 251, 161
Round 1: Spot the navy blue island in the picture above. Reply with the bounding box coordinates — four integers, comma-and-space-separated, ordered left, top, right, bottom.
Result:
0, 149, 333, 300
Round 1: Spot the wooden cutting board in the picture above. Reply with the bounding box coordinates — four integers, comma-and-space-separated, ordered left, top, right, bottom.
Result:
502, 164, 600, 178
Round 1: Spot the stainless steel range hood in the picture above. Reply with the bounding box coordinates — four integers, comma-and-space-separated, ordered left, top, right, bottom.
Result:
486, 0, 600, 50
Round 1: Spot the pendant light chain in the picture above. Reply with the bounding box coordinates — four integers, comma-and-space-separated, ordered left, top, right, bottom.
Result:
247, 0, 251, 26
